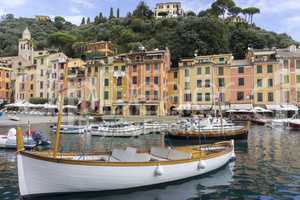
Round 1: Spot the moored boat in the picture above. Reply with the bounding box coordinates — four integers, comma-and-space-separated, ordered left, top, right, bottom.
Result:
286, 119, 300, 130
0, 128, 50, 149
167, 118, 249, 140
51, 125, 86, 134
89, 122, 143, 137
16, 128, 235, 197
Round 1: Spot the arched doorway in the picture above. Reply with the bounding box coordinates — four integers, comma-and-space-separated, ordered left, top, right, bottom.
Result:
115, 106, 123, 115
129, 105, 140, 116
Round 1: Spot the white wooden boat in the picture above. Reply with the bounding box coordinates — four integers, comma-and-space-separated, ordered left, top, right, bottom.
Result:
16, 132, 235, 197
0, 128, 36, 149
52, 125, 86, 134
89, 122, 143, 137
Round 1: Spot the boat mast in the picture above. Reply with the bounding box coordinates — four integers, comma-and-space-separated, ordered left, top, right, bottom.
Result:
53, 60, 68, 158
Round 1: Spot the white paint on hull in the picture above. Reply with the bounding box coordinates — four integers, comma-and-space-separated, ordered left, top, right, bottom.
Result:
18, 150, 234, 196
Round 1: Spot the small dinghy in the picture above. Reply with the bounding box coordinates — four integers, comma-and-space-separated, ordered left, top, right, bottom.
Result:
0, 128, 35, 149
0, 128, 51, 149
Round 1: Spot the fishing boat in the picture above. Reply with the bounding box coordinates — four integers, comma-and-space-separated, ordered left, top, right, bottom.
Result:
0, 128, 50, 149
89, 122, 143, 137
16, 131, 235, 197
51, 125, 86, 134
166, 117, 249, 140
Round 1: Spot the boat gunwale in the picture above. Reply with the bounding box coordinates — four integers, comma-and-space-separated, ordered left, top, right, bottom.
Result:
19, 142, 233, 167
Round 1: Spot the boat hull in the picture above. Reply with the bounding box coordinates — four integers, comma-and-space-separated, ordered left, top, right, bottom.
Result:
17, 148, 234, 197
166, 128, 248, 140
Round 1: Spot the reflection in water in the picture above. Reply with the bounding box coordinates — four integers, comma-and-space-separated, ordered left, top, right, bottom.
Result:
0, 124, 300, 200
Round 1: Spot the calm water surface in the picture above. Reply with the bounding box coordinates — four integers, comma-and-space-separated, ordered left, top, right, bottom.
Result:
0, 124, 300, 200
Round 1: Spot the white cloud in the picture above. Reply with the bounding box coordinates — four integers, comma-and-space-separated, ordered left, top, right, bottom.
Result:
65, 15, 84, 25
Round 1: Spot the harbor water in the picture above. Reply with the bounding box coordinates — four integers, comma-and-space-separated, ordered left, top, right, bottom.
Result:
0, 124, 300, 200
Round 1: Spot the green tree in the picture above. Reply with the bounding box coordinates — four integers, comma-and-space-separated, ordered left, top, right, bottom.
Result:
109, 7, 114, 19
211, 0, 236, 19
54, 16, 66, 30
117, 8, 120, 18
186, 11, 196, 17
87, 17, 91, 24
81, 17, 85, 25
48, 32, 76, 55
132, 1, 153, 19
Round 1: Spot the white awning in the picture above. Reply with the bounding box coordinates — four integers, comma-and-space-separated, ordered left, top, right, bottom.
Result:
212, 105, 230, 111
175, 104, 192, 110
266, 105, 282, 111
230, 104, 253, 110
191, 105, 211, 111
281, 104, 299, 111
253, 107, 272, 113
63, 105, 77, 109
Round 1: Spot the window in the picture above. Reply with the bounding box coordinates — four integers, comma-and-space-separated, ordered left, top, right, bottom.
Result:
132, 76, 137, 84
173, 84, 177, 90
284, 75, 289, 84
145, 91, 150, 97
267, 65, 273, 73
197, 80, 202, 88
114, 66, 118, 71
154, 90, 158, 99
146, 77, 150, 85
296, 60, 300, 69
104, 79, 109, 86
31, 74, 34, 81
205, 79, 210, 88
218, 67, 224, 75
146, 64, 150, 71
41, 58, 44, 65
205, 93, 211, 101
117, 91, 122, 99
5, 83, 9, 90
298, 91, 300, 100
257, 79, 263, 87
40, 82, 43, 89
40, 70, 44, 76
197, 67, 201, 75
219, 93, 225, 102
133, 65, 137, 72
174, 71, 178, 78
154, 64, 159, 71
154, 77, 159, 85
238, 78, 244, 86
219, 78, 225, 87
117, 77, 122, 86
257, 65, 262, 73
34, 59, 37, 65
40, 92, 43, 98
297, 75, 300, 83
185, 82, 190, 90
197, 93, 202, 101
185, 69, 189, 77
268, 92, 273, 102
30, 84, 34, 90
121, 65, 126, 71
6, 72, 9, 78
257, 93, 263, 102
238, 67, 244, 74
132, 89, 137, 97
268, 79, 273, 88
284, 60, 289, 68
104, 91, 109, 100
173, 96, 178, 104
92, 77, 96, 86
219, 57, 225, 63
237, 92, 244, 101
184, 93, 192, 102
205, 67, 210, 74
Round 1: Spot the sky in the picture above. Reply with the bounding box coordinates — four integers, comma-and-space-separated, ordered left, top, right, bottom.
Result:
0, 0, 300, 41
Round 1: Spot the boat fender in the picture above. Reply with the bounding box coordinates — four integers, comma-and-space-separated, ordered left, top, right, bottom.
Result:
154, 165, 163, 176
198, 160, 206, 170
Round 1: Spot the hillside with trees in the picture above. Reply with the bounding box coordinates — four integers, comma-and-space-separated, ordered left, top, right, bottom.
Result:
0, 0, 297, 66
